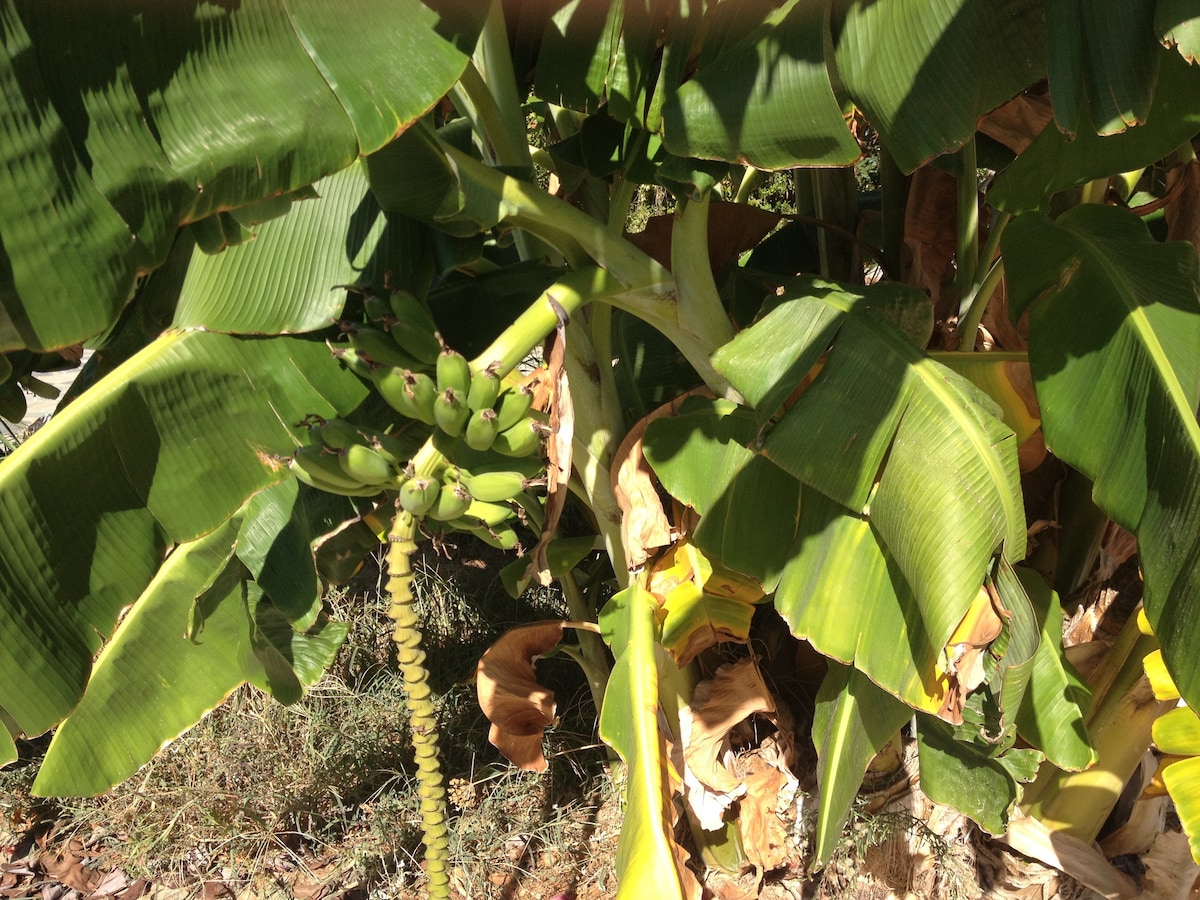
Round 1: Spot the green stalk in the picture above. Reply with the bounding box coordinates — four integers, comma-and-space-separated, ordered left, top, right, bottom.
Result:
443, 145, 740, 397
956, 210, 1010, 350
955, 137, 979, 296
470, 267, 624, 376
474, 0, 528, 169
454, 62, 524, 170
812, 167, 859, 281
734, 166, 765, 204
560, 568, 612, 714
957, 258, 1005, 351
672, 195, 736, 348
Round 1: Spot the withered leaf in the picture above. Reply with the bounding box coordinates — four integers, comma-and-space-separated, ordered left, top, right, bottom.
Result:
476, 621, 566, 772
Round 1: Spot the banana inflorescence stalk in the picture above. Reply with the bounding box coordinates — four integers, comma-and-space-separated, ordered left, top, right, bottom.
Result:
387, 506, 452, 898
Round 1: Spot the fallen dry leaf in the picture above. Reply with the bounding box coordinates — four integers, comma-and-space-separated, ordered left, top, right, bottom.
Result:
477, 621, 566, 772
736, 736, 798, 872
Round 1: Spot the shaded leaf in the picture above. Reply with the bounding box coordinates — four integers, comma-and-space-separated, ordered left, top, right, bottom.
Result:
0, 331, 367, 739
1004, 203, 1200, 710
989, 51, 1200, 213
31, 517, 346, 796
1157, 0, 1200, 62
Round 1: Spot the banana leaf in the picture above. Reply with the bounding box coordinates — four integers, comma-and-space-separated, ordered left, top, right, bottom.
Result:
1004, 203, 1200, 710
0, 331, 367, 760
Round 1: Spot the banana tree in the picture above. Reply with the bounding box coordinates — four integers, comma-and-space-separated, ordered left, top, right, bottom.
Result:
2, 1, 1199, 897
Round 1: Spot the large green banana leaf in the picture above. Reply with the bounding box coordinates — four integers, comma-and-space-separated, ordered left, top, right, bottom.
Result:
0, 331, 367, 759
32, 499, 347, 797
713, 278, 1025, 655
0, 0, 485, 353
1004, 203, 1200, 710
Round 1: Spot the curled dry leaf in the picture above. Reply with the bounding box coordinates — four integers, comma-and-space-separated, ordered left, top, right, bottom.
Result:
937, 582, 1008, 724
476, 621, 567, 772
611, 388, 711, 571
736, 735, 799, 873
680, 657, 778, 833
626, 202, 782, 275
1165, 158, 1200, 254
977, 88, 1055, 155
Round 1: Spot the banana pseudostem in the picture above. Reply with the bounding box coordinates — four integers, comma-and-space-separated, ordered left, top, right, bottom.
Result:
387, 508, 451, 898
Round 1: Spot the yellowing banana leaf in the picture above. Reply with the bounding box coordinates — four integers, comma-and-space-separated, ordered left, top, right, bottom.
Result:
598, 582, 695, 900
1160, 755, 1200, 864
928, 352, 1041, 445
0, 331, 367, 757
990, 51, 1200, 213
811, 662, 912, 863
173, 164, 417, 335
1004, 203, 1200, 711
31, 514, 346, 797
0, 0, 484, 353
644, 398, 801, 590
715, 277, 1025, 656
649, 542, 763, 667
1154, 705, 1200, 756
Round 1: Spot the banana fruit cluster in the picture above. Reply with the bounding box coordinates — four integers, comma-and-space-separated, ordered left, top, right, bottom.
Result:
287, 416, 546, 550
330, 286, 442, 379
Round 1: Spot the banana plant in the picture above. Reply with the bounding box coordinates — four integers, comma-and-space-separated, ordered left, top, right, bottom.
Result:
2, 1, 1199, 897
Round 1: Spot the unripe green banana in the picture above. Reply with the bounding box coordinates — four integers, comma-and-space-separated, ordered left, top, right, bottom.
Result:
460, 469, 528, 503
433, 387, 469, 438
492, 383, 536, 433
314, 418, 364, 451
467, 361, 503, 413
464, 408, 500, 451
491, 416, 544, 458
315, 418, 413, 467
375, 367, 438, 426
338, 443, 396, 485
461, 498, 516, 528
427, 481, 473, 521
388, 290, 442, 365
511, 489, 546, 531
329, 344, 379, 380
362, 292, 391, 323
398, 477, 442, 517
457, 455, 546, 480
291, 445, 381, 497
348, 325, 424, 371
436, 348, 471, 396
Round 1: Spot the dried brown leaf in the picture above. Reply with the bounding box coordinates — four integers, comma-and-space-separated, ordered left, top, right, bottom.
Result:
903, 166, 959, 323
526, 321, 573, 586
682, 658, 776, 796
611, 389, 711, 571
476, 621, 566, 772
626, 202, 782, 275
1166, 159, 1200, 255
978, 89, 1055, 155
736, 739, 797, 872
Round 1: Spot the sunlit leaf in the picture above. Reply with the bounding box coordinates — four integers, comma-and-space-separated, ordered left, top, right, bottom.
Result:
1005, 203, 1200, 710
598, 582, 694, 899
832, 0, 1046, 172
811, 662, 911, 863
1161, 756, 1200, 863
644, 398, 800, 589
1013, 569, 1096, 771
717, 278, 1025, 655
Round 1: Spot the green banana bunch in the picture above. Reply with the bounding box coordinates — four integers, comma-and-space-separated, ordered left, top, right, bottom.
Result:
386, 290, 443, 366
313, 417, 415, 469
347, 324, 425, 371
329, 344, 380, 380
490, 416, 545, 458
436, 347, 471, 397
